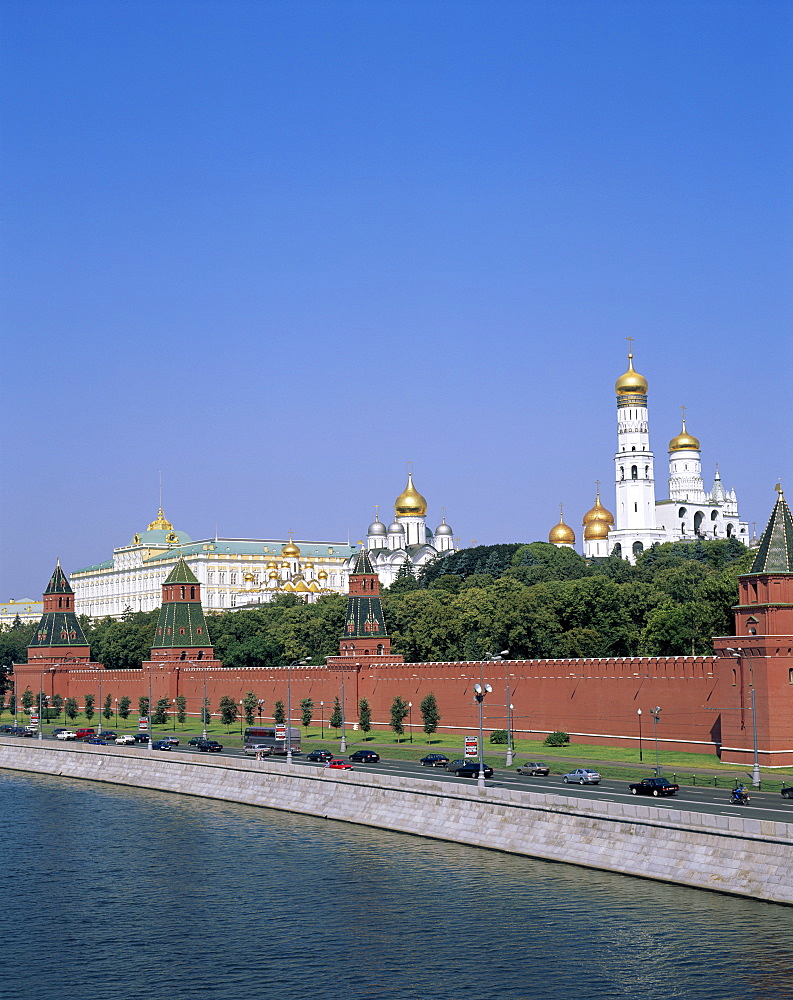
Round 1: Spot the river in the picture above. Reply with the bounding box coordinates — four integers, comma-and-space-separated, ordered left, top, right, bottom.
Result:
2, 770, 792, 1000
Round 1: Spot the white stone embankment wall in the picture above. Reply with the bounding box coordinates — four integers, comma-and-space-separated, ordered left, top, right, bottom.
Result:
1, 739, 791, 905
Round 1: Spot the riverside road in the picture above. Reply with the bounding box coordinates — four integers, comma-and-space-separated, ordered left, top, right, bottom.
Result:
31, 734, 793, 826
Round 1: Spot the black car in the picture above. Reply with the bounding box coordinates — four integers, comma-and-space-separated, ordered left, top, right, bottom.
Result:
0, 724, 16, 734
629, 777, 679, 797
349, 750, 380, 764
306, 749, 334, 762
197, 740, 223, 752
446, 759, 494, 779
420, 754, 450, 767
151, 739, 172, 750
188, 736, 209, 747
98, 731, 117, 741
133, 732, 152, 743
782, 786, 793, 800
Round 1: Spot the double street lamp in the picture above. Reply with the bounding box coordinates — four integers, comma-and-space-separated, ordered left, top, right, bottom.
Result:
637, 709, 643, 762
726, 647, 761, 788
287, 658, 309, 763
650, 706, 662, 775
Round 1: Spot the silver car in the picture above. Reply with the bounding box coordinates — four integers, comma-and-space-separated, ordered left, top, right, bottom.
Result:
562, 768, 601, 785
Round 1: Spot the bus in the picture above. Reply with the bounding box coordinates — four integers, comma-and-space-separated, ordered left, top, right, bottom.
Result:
243, 726, 301, 755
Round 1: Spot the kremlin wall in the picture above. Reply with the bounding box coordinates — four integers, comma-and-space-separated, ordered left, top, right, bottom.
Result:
12, 488, 793, 769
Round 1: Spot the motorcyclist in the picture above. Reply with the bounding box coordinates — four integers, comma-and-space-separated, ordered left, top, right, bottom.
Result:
732, 784, 749, 804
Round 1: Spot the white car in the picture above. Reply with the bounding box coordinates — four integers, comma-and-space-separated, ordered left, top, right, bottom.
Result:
115, 734, 136, 745
244, 743, 272, 756
55, 731, 76, 740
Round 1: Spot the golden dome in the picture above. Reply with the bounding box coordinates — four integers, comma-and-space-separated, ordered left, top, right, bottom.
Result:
584, 519, 610, 541
669, 419, 700, 452
282, 537, 301, 558
549, 512, 575, 545
268, 570, 279, 580
266, 560, 278, 569
615, 352, 648, 396
583, 494, 614, 526
304, 561, 314, 569
317, 569, 328, 579
243, 572, 255, 582
147, 507, 174, 531
394, 472, 428, 517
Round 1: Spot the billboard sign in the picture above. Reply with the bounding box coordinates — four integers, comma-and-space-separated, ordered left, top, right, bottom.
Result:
464, 737, 478, 758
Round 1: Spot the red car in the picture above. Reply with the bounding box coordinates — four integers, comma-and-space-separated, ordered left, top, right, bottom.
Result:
325, 758, 353, 770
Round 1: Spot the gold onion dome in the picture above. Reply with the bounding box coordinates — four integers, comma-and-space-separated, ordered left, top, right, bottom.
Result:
394, 472, 428, 517
317, 569, 328, 579
282, 537, 301, 558
669, 419, 701, 452
549, 513, 575, 545
583, 494, 614, 526
615, 352, 648, 396
147, 507, 174, 531
584, 519, 611, 541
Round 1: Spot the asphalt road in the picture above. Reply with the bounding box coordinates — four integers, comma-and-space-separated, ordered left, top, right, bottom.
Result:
28, 734, 793, 827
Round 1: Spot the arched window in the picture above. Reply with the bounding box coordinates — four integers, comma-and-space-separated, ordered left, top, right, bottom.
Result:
631, 466, 638, 480
678, 507, 687, 518
733, 669, 737, 687
632, 541, 644, 558
726, 523, 734, 537
180, 586, 185, 599
644, 465, 649, 478
377, 644, 384, 655
620, 467, 625, 481
711, 510, 719, 520
190, 587, 195, 599
694, 511, 704, 534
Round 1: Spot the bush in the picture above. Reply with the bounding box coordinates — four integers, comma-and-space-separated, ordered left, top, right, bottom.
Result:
489, 730, 509, 744
544, 731, 570, 747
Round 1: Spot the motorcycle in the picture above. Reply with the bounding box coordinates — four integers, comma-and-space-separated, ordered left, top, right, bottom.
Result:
730, 787, 750, 805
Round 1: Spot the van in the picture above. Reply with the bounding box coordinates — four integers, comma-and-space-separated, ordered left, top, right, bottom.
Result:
75, 728, 96, 740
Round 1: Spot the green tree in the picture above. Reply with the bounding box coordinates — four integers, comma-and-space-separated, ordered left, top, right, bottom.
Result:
64, 698, 78, 721
52, 693, 64, 720
201, 698, 212, 725
273, 700, 286, 724
242, 691, 258, 727
0, 692, 6, 718
118, 696, 131, 721
152, 697, 169, 725
300, 697, 313, 730
21, 687, 34, 714
102, 694, 113, 720
138, 695, 149, 718
175, 695, 187, 726
358, 698, 372, 734
219, 695, 238, 730
389, 696, 409, 740
420, 692, 440, 740
329, 696, 342, 732
84, 694, 95, 721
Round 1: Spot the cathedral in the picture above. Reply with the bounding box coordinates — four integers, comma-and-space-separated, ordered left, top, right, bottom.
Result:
359, 472, 457, 586
548, 349, 750, 562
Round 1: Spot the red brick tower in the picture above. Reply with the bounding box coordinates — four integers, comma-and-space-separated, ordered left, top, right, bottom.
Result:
27, 562, 92, 664
326, 548, 402, 668
715, 486, 793, 767
147, 556, 219, 664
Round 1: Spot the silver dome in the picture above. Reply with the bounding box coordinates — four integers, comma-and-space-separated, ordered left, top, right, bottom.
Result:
435, 522, 453, 536
368, 520, 387, 536
388, 521, 405, 534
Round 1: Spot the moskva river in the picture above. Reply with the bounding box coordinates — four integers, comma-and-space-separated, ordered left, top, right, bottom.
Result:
3, 770, 793, 1000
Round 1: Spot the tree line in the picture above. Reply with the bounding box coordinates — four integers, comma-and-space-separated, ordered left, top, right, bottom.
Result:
0, 538, 753, 684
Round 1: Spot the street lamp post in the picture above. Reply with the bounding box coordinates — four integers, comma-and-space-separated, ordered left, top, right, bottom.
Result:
239, 700, 244, 737
408, 702, 413, 743
340, 670, 348, 753
637, 709, 643, 762
148, 673, 153, 751
506, 699, 514, 768
726, 648, 761, 788
115, 698, 118, 730
320, 700, 324, 738
474, 682, 493, 789
287, 658, 309, 764
202, 676, 208, 740
650, 706, 661, 775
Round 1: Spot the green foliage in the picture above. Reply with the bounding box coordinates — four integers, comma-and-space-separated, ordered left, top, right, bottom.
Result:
242, 691, 258, 727
329, 696, 342, 731
300, 697, 314, 729
389, 696, 409, 738
175, 695, 187, 725
358, 698, 371, 734
87, 610, 158, 670
420, 692, 440, 738
21, 687, 34, 712
64, 698, 78, 721
544, 731, 570, 747
273, 700, 286, 724
138, 696, 149, 718
489, 729, 508, 744
102, 694, 113, 720
419, 544, 523, 586
152, 697, 169, 725
84, 694, 95, 721
118, 696, 131, 720
219, 695, 238, 728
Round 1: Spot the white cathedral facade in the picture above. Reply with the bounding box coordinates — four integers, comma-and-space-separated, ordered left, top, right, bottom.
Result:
549, 350, 749, 562
359, 472, 457, 586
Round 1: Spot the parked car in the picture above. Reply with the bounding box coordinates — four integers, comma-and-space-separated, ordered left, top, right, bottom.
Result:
11, 727, 35, 737
197, 740, 223, 752
163, 736, 180, 746
244, 743, 272, 756
151, 740, 172, 750
446, 759, 494, 778
781, 786, 793, 800
0, 724, 14, 733
98, 731, 117, 741
188, 736, 209, 747
306, 749, 334, 762
419, 753, 450, 767
115, 734, 135, 746
516, 761, 550, 776
349, 750, 380, 764
133, 733, 151, 743
55, 730, 76, 741
629, 777, 679, 797
562, 768, 601, 785
325, 758, 353, 770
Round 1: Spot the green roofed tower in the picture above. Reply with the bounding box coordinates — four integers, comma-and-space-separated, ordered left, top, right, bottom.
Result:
27, 562, 92, 664
336, 547, 393, 659
150, 556, 216, 663
747, 486, 793, 576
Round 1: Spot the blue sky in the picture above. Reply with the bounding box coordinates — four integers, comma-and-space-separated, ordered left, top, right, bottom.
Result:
2, 0, 791, 598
